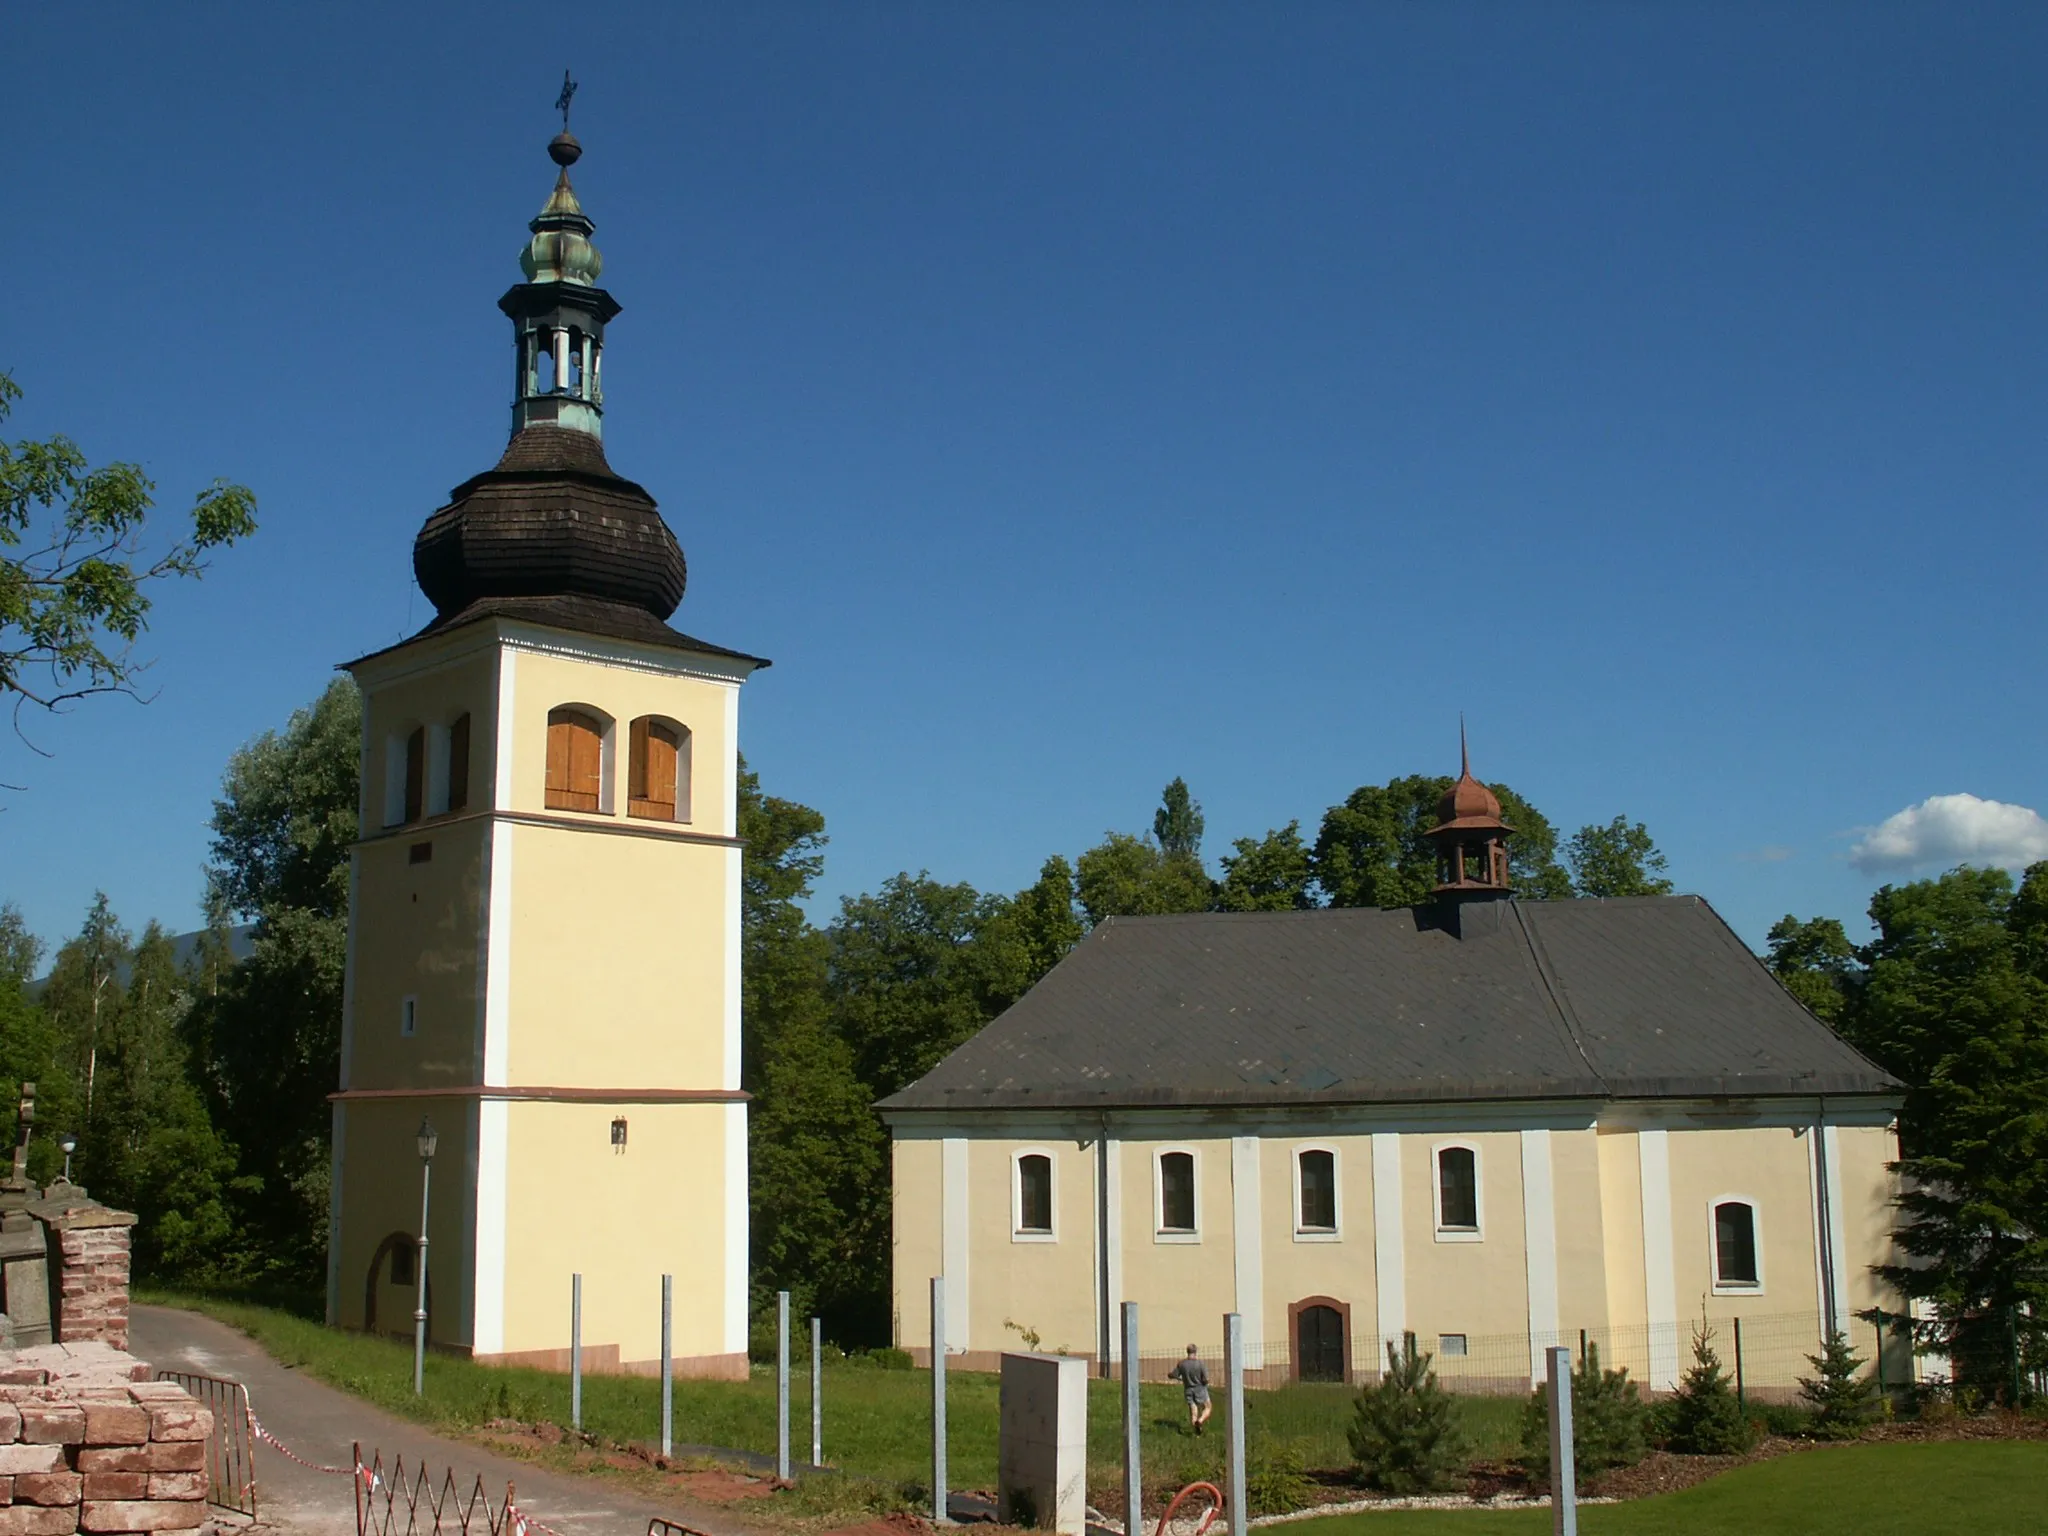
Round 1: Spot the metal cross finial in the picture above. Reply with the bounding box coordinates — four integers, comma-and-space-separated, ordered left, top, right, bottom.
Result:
556, 70, 579, 131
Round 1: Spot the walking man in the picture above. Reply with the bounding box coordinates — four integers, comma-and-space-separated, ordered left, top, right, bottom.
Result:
1168, 1344, 1212, 1435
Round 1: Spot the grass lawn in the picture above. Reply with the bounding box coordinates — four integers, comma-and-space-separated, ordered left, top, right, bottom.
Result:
138, 1290, 1520, 1503
1286, 1441, 2048, 1536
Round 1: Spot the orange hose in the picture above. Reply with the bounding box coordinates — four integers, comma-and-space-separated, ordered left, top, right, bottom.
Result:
1153, 1480, 1224, 1536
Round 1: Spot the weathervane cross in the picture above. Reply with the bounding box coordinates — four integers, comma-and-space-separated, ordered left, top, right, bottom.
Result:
556, 69, 578, 131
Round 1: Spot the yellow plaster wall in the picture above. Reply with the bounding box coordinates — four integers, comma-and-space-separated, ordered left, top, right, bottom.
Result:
1834, 1124, 1899, 1317
507, 650, 737, 833
504, 822, 732, 1087
965, 1139, 1096, 1356
498, 1101, 734, 1362
348, 826, 489, 1092
1259, 1136, 1377, 1351
1401, 1131, 1529, 1347
892, 1139, 943, 1349
333, 1098, 475, 1343
360, 648, 496, 828
1550, 1129, 1610, 1330
1116, 1139, 1237, 1357
1666, 1125, 1818, 1329
1595, 1126, 1649, 1378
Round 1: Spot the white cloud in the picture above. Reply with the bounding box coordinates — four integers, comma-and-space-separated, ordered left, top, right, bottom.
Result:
1847, 793, 2048, 875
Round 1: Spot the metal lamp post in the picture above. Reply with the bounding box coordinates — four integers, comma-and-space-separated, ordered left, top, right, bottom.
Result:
57, 1135, 76, 1183
413, 1118, 437, 1396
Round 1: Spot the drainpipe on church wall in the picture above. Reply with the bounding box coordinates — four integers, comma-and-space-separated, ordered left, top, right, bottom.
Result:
1814, 1095, 1839, 1340
1096, 1120, 1112, 1376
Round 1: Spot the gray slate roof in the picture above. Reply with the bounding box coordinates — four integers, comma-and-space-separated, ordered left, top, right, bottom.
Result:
878, 896, 1898, 1113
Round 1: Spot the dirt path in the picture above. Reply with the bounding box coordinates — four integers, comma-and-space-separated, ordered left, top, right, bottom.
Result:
129, 1305, 747, 1536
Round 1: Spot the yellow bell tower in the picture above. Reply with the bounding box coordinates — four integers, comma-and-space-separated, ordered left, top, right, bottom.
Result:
328, 118, 765, 1377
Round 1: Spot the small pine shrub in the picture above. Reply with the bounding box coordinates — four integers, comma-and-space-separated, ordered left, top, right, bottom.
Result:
1799, 1330, 1877, 1440
1520, 1342, 1651, 1489
1665, 1316, 1754, 1455
1348, 1335, 1470, 1495
1244, 1442, 1311, 1516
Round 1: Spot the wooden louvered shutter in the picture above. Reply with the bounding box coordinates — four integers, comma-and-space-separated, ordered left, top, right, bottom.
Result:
546, 709, 603, 812
447, 714, 470, 813
629, 719, 678, 820
403, 728, 426, 823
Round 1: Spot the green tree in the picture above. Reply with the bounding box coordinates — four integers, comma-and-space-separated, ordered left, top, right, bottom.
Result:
1798, 1330, 1876, 1439
1566, 816, 1674, 898
1766, 914, 1859, 1023
1313, 775, 1570, 907
1075, 832, 1213, 923
1347, 1335, 1470, 1494
0, 904, 66, 1187
974, 856, 1085, 1012
1154, 776, 1205, 859
1849, 864, 2048, 1393
1, 370, 255, 725
185, 678, 361, 1283
40, 893, 126, 1130
1216, 822, 1317, 912
1520, 1342, 1650, 1489
0, 904, 41, 986
1664, 1317, 1753, 1454
828, 873, 1005, 1101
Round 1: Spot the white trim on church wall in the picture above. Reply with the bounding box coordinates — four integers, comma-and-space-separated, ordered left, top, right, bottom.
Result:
1371, 1132, 1405, 1348
492, 647, 517, 807
1639, 1128, 1680, 1390
1519, 1129, 1560, 1385
1230, 1137, 1264, 1353
472, 1097, 509, 1355
482, 823, 514, 1084
942, 1137, 970, 1353
723, 845, 742, 1091
1102, 1135, 1123, 1361
724, 1100, 748, 1354
1822, 1124, 1849, 1332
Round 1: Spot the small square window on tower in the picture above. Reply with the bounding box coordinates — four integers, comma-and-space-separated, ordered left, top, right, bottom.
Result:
610, 1116, 628, 1153
400, 996, 418, 1038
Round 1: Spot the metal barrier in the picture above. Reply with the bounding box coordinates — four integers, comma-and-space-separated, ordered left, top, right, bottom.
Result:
355, 1447, 519, 1536
152, 1368, 257, 1517
648, 1521, 721, 1536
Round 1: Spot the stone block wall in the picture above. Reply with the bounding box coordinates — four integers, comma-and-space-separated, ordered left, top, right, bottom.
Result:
0, 1381, 211, 1535
35, 1204, 136, 1355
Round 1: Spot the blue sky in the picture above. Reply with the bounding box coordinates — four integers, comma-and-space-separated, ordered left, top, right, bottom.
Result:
5, 3, 2045, 957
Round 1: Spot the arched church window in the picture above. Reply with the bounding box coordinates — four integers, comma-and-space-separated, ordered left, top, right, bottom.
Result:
1713, 1199, 1762, 1290
1436, 1144, 1480, 1235
628, 717, 688, 821
545, 708, 605, 812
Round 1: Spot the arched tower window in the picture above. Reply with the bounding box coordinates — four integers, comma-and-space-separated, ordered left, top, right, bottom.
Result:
545, 708, 606, 812
402, 727, 426, 824
628, 717, 689, 821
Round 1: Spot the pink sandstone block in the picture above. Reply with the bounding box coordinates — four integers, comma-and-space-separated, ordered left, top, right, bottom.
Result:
75, 1447, 201, 1475
80, 1501, 204, 1532
0, 1450, 65, 1478
142, 1474, 204, 1502
0, 1407, 19, 1445
17, 1407, 82, 1446
76, 1406, 146, 1448
0, 1506, 78, 1536
78, 1475, 144, 1502
140, 1405, 207, 1444
10, 1474, 80, 1508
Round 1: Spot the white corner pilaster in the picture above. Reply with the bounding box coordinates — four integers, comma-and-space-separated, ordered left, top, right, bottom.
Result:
1371, 1132, 1406, 1354
1101, 1135, 1123, 1361
1639, 1128, 1679, 1390
724, 1100, 748, 1354
942, 1137, 970, 1354
1520, 1129, 1559, 1386
1230, 1136, 1264, 1359
472, 1097, 509, 1355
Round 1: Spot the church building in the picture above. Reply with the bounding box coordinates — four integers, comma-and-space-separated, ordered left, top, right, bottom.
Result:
881, 755, 1906, 1394
327, 123, 765, 1377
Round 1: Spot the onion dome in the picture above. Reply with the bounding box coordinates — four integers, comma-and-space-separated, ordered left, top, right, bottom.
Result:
408, 127, 688, 640
1425, 726, 1513, 897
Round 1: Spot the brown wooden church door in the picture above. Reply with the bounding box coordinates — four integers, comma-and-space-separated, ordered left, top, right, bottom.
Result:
1296, 1303, 1346, 1382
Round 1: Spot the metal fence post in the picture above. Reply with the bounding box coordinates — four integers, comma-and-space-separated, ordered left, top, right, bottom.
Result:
1225, 1312, 1246, 1536
1547, 1345, 1577, 1536
1733, 1316, 1745, 1414
811, 1315, 824, 1467
660, 1274, 673, 1459
570, 1273, 583, 1432
931, 1276, 949, 1525
1122, 1303, 1141, 1536
777, 1290, 792, 1481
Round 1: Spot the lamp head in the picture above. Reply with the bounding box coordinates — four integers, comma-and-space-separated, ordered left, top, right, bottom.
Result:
417, 1118, 438, 1162
57, 1134, 77, 1157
